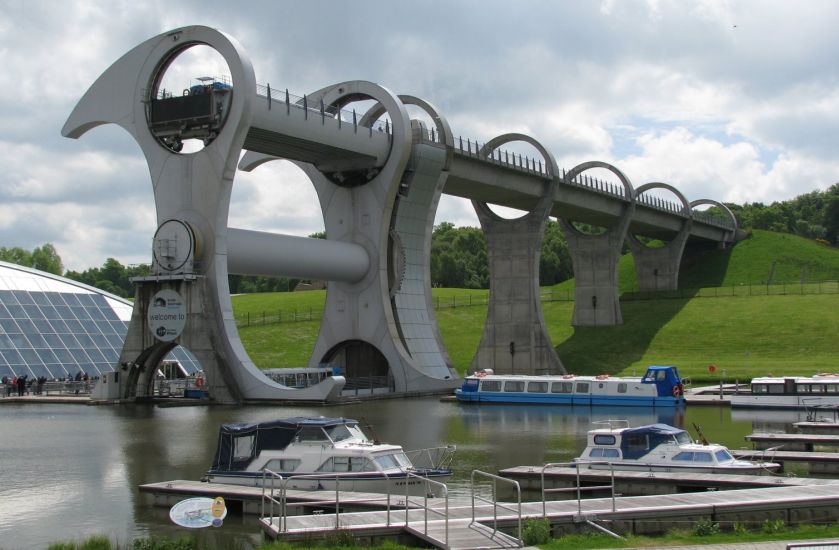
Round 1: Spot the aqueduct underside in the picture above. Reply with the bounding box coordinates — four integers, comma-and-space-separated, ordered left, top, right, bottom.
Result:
62, 25, 740, 403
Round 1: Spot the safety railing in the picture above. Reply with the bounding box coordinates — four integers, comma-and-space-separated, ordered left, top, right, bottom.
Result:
470, 470, 522, 547
404, 445, 457, 470
171, 76, 734, 231
541, 461, 617, 517
259, 468, 448, 544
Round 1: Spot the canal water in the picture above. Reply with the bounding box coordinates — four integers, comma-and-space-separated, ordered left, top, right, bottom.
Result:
0, 398, 811, 549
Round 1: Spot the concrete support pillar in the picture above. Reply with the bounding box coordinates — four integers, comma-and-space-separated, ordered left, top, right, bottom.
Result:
560, 162, 636, 327
627, 182, 693, 292
119, 277, 238, 403
469, 134, 564, 375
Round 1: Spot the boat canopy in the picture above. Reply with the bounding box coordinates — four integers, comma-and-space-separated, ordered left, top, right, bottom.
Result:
619, 423, 687, 460
211, 417, 359, 471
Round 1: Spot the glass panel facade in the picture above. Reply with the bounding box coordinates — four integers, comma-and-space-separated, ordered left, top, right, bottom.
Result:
0, 286, 201, 379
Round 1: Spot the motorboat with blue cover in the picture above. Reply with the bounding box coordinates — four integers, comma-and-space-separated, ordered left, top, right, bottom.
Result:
455, 365, 686, 406
205, 417, 455, 495
574, 421, 779, 474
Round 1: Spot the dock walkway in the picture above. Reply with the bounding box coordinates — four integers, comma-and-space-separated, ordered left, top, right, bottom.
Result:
746, 433, 839, 451
261, 484, 839, 549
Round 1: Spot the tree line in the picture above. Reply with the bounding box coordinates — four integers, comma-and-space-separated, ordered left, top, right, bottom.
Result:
2, 184, 836, 295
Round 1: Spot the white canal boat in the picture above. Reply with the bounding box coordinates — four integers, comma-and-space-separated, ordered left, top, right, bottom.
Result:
731, 374, 839, 410
574, 421, 780, 474
204, 417, 455, 496
455, 365, 686, 407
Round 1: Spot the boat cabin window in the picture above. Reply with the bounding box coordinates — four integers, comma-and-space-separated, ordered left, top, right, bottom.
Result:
768, 384, 784, 394
551, 382, 573, 393
262, 458, 302, 472
617, 383, 627, 394
752, 384, 768, 394
593, 434, 616, 445
480, 380, 502, 392
527, 381, 548, 393
317, 456, 375, 472
589, 448, 620, 458
373, 452, 412, 470
714, 449, 733, 462
575, 382, 590, 394
325, 423, 363, 443
673, 451, 713, 462
233, 435, 255, 461
504, 381, 525, 392
462, 379, 479, 390
797, 384, 812, 393
827, 385, 839, 393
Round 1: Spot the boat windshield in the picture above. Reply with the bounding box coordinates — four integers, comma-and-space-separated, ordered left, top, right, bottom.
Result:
373, 452, 412, 471
325, 423, 366, 443
674, 431, 692, 444
715, 449, 734, 462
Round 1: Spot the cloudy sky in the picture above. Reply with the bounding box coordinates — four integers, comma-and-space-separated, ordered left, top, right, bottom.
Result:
1, 0, 837, 271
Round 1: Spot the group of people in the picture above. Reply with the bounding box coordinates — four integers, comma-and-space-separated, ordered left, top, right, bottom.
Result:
2, 375, 40, 396
2, 373, 87, 397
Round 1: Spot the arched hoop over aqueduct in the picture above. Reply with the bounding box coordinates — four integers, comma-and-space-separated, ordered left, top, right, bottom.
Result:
63, 25, 739, 403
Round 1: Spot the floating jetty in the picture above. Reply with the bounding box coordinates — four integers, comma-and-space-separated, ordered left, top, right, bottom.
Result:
259, 484, 839, 549
143, 474, 839, 549
732, 450, 839, 475
746, 433, 839, 451
497, 466, 838, 496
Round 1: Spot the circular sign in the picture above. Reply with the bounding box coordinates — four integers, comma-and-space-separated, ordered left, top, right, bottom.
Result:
169, 496, 227, 529
147, 289, 186, 342
708, 364, 717, 373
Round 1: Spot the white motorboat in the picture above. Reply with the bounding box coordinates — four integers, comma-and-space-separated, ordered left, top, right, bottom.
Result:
204, 416, 455, 496
574, 421, 779, 474
731, 374, 839, 410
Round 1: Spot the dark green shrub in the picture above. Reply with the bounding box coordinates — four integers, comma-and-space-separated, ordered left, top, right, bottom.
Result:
522, 518, 552, 545
762, 519, 787, 534
322, 529, 356, 547
692, 518, 721, 537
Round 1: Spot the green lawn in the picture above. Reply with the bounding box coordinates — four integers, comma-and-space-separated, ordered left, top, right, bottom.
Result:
233, 230, 839, 382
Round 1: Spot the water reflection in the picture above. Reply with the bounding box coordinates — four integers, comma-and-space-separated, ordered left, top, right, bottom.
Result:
0, 398, 754, 550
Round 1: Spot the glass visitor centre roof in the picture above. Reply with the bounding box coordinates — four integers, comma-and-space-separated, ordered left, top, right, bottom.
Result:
0, 261, 201, 380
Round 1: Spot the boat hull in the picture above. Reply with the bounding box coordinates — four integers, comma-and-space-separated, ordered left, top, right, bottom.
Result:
578, 462, 780, 475
455, 390, 683, 407
731, 395, 839, 410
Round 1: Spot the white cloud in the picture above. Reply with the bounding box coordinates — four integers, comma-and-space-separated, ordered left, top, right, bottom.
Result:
1, 1, 838, 271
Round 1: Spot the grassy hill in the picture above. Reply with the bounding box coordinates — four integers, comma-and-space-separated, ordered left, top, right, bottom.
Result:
233, 230, 839, 384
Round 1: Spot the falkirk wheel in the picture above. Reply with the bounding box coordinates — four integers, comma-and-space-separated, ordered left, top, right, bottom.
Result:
62, 25, 737, 403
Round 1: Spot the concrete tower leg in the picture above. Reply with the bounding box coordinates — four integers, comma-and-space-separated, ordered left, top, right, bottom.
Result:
627, 183, 693, 292
242, 89, 460, 395
560, 162, 636, 327
62, 26, 344, 403
469, 134, 564, 375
